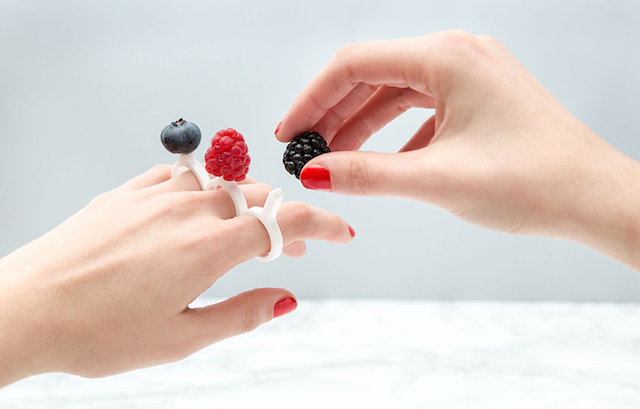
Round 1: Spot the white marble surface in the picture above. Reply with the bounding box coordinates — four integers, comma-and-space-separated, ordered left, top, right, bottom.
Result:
2, 299, 639, 408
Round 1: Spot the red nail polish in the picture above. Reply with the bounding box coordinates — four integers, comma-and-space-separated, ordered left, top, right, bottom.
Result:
300, 166, 331, 191
275, 120, 283, 136
349, 225, 355, 238
273, 297, 297, 318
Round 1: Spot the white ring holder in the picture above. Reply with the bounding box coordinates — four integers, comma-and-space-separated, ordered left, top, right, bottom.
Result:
172, 153, 283, 262
172, 152, 211, 188
243, 188, 284, 262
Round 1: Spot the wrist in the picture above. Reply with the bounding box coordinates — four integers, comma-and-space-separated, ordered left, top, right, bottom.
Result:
560, 146, 640, 271
0, 253, 55, 387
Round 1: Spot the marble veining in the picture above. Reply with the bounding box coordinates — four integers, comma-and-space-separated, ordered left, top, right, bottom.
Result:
2, 300, 639, 408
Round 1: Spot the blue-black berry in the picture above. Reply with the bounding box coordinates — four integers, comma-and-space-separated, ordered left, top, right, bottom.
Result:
161, 118, 202, 154
283, 131, 330, 179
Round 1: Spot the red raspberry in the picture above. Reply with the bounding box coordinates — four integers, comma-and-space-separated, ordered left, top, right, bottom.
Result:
204, 128, 251, 181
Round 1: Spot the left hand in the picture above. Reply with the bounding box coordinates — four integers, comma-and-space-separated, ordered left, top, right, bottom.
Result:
0, 165, 353, 386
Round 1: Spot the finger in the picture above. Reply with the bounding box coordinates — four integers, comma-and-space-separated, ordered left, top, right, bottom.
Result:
148, 169, 256, 193
171, 183, 274, 220
299, 150, 422, 197
225, 201, 354, 263
329, 86, 434, 151
276, 36, 436, 143
237, 174, 258, 185
210, 183, 273, 219
399, 114, 437, 152
283, 240, 306, 258
116, 165, 173, 191
180, 289, 297, 350
310, 83, 378, 143
148, 166, 206, 193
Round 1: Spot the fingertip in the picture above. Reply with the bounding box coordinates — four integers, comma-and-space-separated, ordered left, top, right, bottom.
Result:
336, 222, 356, 244
275, 120, 294, 143
300, 164, 332, 192
274, 119, 286, 141
323, 216, 357, 245
184, 288, 296, 345
273, 296, 298, 318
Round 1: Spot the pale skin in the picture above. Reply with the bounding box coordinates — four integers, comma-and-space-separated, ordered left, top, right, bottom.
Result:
276, 30, 640, 271
0, 168, 353, 387
1, 29, 638, 389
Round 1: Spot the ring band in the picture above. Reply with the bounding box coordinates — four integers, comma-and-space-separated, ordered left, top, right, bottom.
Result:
242, 189, 284, 262
172, 154, 283, 262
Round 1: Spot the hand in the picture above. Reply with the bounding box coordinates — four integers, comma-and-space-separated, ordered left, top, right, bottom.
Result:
275, 30, 640, 270
0, 165, 353, 387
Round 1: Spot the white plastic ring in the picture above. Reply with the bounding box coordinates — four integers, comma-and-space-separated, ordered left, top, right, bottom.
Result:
173, 153, 249, 216
242, 188, 284, 262
172, 153, 283, 262
205, 177, 248, 216
172, 153, 210, 190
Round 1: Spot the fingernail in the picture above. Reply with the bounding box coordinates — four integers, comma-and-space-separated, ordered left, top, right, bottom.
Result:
349, 225, 356, 238
300, 166, 331, 191
273, 297, 297, 318
275, 120, 283, 136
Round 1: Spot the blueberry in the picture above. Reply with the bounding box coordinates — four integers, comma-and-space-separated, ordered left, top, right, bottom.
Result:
160, 118, 201, 154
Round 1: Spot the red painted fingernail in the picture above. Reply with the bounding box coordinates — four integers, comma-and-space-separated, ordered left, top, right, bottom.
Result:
349, 225, 355, 238
300, 166, 331, 191
275, 120, 283, 136
273, 297, 297, 318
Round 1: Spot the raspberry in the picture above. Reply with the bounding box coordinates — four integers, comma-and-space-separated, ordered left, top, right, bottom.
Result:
283, 131, 331, 179
204, 128, 251, 182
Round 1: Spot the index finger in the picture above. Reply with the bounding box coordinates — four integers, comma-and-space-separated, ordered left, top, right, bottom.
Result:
276, 36, 435, 143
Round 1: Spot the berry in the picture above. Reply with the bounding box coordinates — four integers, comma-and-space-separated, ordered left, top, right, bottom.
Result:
204, 128, 251, 182
160, 118, 201, 154
283, 131, 330, 179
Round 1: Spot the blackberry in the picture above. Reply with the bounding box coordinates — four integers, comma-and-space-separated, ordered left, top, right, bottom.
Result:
283, 131, 330, 179
160, 118, 201, 154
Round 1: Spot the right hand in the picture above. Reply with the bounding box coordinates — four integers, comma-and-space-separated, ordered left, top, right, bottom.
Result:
275, 30, 640, 270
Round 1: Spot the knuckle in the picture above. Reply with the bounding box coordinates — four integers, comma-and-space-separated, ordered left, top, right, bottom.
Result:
334, 42, 358, 61
150, 163, 170, 174
87, 190, 119, 208
354, 116, 373, 140
254, 183, 272, 197
476, 34, 500, 46
437, 29, 485, 58
240, 306, 262, 334
156, 193, 197, 219
88, 191, 111, 206
429, 30, 492, 83
186, 221, 229, 256
393, 89, 412, 114
333, 43, 360, 84
440, 29, 476, 45
188, 223, 217, 248
286, 201, 314, 226
347, 157, 372, 195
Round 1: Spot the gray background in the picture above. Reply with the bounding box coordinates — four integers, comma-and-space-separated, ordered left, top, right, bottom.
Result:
0, 0, 638, 301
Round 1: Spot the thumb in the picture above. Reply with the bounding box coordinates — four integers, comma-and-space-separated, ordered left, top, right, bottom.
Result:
300, 151, 419, 197
182, 288, 297, 349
